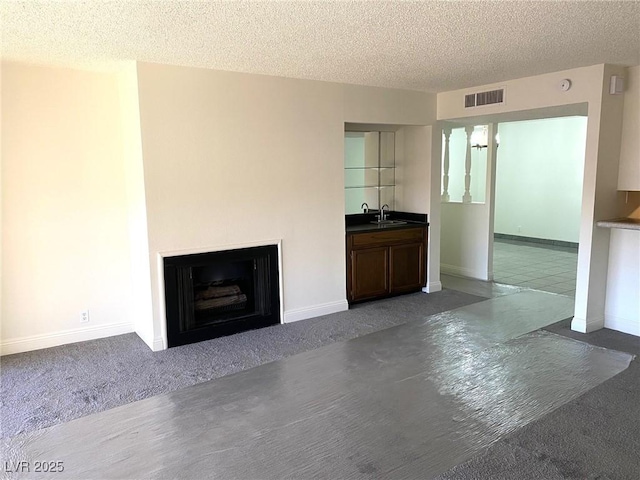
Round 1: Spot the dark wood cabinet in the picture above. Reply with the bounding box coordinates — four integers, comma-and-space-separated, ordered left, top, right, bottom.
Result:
350, 247, 389, 302
389, 242, 424, 293
346, 226, 427, 303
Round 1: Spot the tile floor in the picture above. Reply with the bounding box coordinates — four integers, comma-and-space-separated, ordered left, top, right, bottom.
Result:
492, 238, 578, 296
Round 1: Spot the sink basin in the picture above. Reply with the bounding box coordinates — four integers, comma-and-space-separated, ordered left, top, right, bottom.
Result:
370, 220, 407, 225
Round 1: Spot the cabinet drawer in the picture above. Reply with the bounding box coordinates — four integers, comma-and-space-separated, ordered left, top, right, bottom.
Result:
350, 227, 424, 249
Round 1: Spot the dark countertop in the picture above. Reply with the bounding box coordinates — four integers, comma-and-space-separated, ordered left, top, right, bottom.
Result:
346, 221, 428, 233
596, 217, 640, 231
346, 211, 429, 234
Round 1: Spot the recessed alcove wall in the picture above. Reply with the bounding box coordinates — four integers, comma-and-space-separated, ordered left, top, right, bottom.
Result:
133, 62, 436, 350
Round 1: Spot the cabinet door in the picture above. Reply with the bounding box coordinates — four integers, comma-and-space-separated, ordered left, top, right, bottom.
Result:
350, 247, 389, 301
389, 243, 425, 294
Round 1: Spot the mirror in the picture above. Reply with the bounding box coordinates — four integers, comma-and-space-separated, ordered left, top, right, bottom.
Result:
344, 131, 395, 214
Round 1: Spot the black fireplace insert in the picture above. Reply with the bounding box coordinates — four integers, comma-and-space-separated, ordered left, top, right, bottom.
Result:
164, 245, 280, 347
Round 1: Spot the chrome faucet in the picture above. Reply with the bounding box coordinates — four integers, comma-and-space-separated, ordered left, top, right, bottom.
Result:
381, 204, 390, 221
361, 202, 369, 213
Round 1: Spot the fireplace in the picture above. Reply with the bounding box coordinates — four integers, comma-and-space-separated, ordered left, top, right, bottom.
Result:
163, 245, 280, 347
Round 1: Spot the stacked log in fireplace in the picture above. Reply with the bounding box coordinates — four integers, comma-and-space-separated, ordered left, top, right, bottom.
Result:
194, 282, 248, 312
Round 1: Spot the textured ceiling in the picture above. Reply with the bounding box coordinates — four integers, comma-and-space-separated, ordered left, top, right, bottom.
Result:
2, 1, 639, 92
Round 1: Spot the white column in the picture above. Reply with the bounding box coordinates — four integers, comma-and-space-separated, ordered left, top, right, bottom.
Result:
441, 127, 452, 202
462, 126, 474, 203
486, 123, 499, 281
425, 124, 443, 293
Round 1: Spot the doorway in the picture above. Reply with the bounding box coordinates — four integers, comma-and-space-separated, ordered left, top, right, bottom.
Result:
492, 116, 587, 297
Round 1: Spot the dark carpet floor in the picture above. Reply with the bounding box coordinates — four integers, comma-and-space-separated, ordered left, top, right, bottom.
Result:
1, 288, 485, 439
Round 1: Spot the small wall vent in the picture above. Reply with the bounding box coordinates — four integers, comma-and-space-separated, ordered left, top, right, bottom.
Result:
464, 88, 505, 108
464, 94, 476, 108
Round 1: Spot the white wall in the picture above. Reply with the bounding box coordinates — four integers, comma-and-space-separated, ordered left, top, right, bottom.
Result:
135, 62, 435, 349
343, 83, 435, 125
1, 62, 133, 354
0, 60, 435, 354
618, 65, 640, 191
604, 229, 640, 336
438, 65, 603, 120
494, 116, 587, 243
440, 124, 498, 281
118, 64, 156, 350
441, 203, 492, 279
438, 64, 627, 335
396, 126, 431, 213
136, 63, 344, 348
3, 59, 633, 352
578, 63, 627, 334
603, 64, 640, 337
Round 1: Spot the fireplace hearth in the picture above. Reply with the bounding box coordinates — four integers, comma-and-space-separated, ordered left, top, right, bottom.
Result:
164, 245, 280, 347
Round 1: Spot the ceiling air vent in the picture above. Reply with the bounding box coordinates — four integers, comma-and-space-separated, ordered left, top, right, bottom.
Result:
464, 88, 505, 108
464, 93, 476, 108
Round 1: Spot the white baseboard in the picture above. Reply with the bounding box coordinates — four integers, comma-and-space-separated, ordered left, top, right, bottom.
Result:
570, 315, 604, 334
605, 314, 640, 337
133, 329, 166, 352
441, 263, 486, 280
284, 300, 349, 323
1, 322, 134, 356
422, 281, 442, 293
151, 337, 166, 351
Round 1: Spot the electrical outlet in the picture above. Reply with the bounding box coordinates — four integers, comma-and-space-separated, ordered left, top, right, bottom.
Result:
80, 310, 90, 324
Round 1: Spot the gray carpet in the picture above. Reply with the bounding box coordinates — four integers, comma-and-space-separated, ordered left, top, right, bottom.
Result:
437, 323, 640, 480
544, 318, 640, 356
2, 292, 628, 480
0, 288, 484, 439
4, 285, 638, 479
